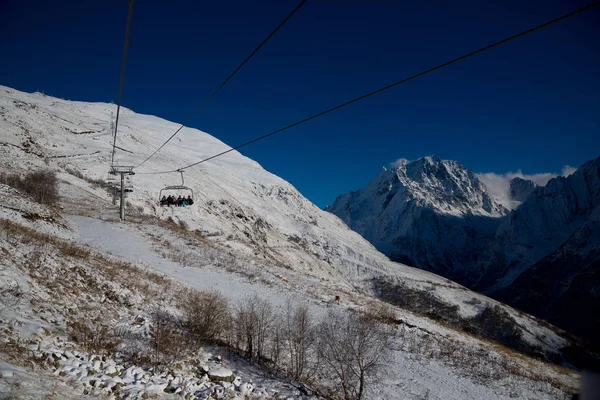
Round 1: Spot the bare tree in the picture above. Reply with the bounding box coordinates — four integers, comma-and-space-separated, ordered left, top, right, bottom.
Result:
317, 309, 394, 400
232, 295, 275, 362
283, 301, 316, 380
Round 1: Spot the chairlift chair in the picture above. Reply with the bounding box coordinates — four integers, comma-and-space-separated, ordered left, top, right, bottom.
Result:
159, 170, 193, 204
106, 170, 133, 192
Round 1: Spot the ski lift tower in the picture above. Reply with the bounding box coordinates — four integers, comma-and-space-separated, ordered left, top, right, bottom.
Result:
109, 166, 135, 221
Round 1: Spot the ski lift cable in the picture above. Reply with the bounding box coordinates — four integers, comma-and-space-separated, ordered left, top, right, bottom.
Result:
134, 0, 307, 169
137, 1, 600, 176
110, 0, 135, 167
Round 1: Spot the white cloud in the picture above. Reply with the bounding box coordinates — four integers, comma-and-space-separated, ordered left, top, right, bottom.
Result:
391, 158, 410, 168
475, 172, 514, 205
561, 165, 577, 177
504, 170, 558, 186
475, 166, 577, 208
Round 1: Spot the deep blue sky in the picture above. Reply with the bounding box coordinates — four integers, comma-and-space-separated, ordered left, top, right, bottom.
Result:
1, 0, 599, 207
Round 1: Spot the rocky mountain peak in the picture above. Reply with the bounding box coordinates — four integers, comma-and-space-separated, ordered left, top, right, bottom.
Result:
509, 177, 537, 202
386, 156, 508, 217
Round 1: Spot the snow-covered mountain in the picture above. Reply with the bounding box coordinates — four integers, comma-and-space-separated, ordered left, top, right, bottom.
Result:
325, 156, 509, 281
472, 156, 600, 342
473, 156, 600, 293
0, 86, 524, 322
0, 86, 594, 397
325, 153, 600, 344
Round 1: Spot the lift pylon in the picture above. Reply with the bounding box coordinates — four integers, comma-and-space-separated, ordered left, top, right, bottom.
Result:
109, 166, 135, 221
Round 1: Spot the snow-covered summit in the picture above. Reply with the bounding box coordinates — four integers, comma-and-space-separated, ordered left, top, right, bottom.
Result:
325, 156, 508, 280
398, 156, 507, 217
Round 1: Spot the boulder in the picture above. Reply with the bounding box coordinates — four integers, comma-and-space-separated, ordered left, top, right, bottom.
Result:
207, 367, 235, 383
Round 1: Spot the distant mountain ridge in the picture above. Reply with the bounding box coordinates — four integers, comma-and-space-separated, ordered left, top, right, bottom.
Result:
474, 156, 600, 342
326, 154, 600, 343
474, 156, 600, 293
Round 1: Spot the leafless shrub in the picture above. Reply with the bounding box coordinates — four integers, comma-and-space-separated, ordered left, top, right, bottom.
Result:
373, 278, 461, 324
178, 220, 188, 231
67, 316, 121, 354
63, 166, 84, 180
181, 289, 230, 344
0, 170, 58, 205
459, 304, 552, 362
0, 283, 24, 308
0, 336, 38, 361
58, 241, 91, 260
316, 309, 394, 400
366, 301, 399, 325
149, 308, 187, 367
373, 278, 554, 362
63, 166, 108, 189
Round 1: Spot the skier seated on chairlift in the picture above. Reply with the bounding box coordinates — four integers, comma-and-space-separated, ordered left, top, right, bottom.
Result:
186, 195, 194, 206
166, 195, 175, 206
160, 196, 167, 206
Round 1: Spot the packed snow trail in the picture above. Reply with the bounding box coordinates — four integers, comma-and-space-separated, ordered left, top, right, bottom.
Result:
68, 215, 316, 309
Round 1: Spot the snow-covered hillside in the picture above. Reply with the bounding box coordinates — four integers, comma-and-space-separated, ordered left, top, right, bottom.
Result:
0, 85, 423, 289
325, 156, 508, 281
0, 86, 589, 398
0, 86, 514, 311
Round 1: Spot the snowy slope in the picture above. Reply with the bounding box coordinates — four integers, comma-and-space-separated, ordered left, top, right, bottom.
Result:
325, 156, 508, 281
0, 85, 503, 306
0, 181, 579, 399
0, 85, 399, 288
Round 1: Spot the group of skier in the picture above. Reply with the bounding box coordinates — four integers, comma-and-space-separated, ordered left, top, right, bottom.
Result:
160, 195, 194, 207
